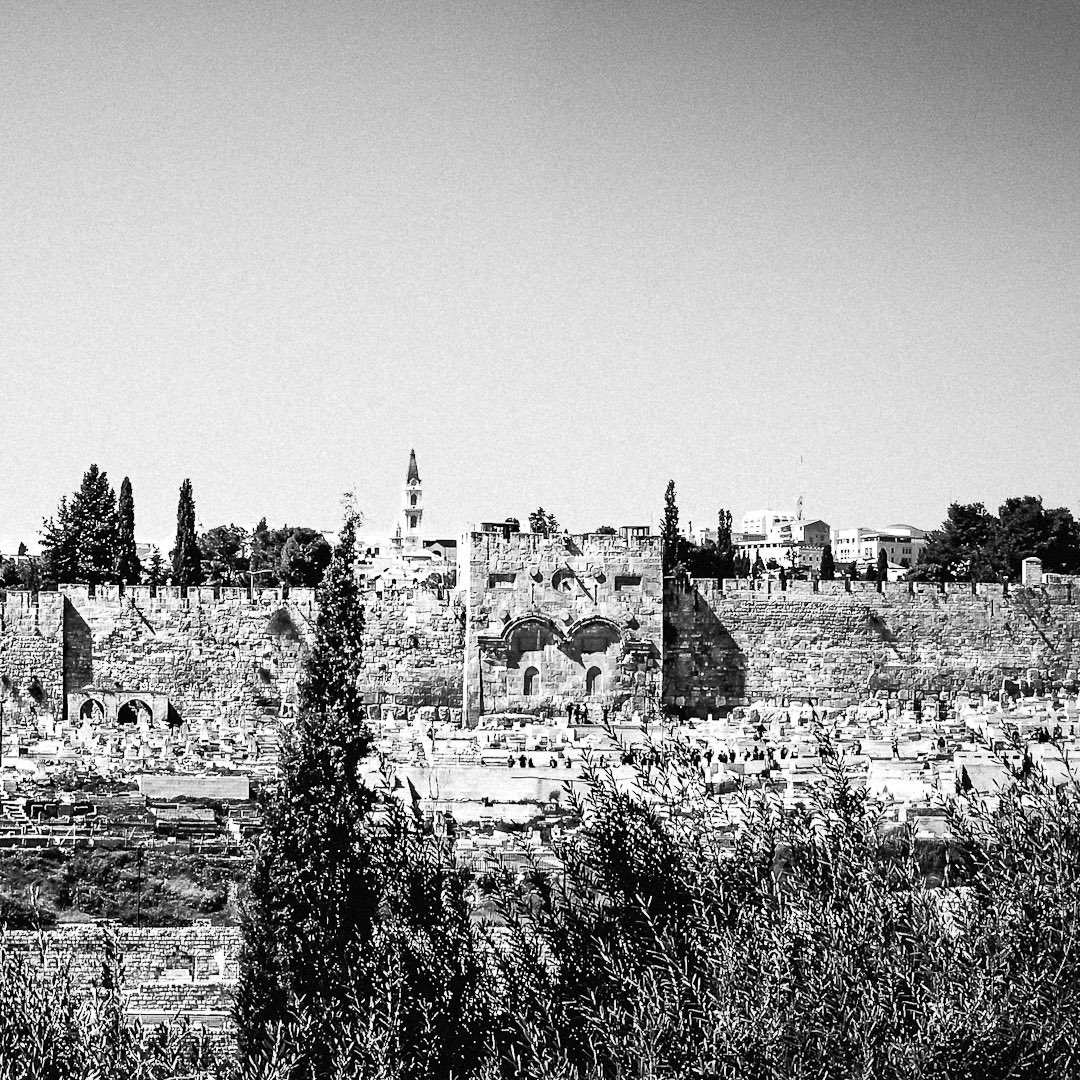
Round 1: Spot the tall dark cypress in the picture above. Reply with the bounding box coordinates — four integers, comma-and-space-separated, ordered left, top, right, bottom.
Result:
236, 512, 492, 1076
171, 479, 203, 586
661, 479, 680, 573
114, 477, 140, 585
820, 543, 836, 580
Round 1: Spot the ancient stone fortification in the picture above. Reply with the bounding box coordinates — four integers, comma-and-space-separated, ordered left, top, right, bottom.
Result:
62, 585, 317, 728
664, 578, 1080, 715
356, 586, 463, 717
5, 556, 1080, 735
463, 532, 664, 723
0, 583, 463, 732
0, 591, 65, 708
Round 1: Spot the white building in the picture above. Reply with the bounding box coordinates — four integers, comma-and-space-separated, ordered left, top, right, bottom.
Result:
832, 524, 929, 575
833, 528, 874, 567
739, 509, 796, 537
734, 512, 831, 575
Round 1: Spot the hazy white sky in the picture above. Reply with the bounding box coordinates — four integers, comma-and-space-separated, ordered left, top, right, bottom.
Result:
2, 0, 1078, 551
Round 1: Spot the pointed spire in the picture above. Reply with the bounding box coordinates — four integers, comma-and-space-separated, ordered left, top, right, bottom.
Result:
406, 448, 420, 484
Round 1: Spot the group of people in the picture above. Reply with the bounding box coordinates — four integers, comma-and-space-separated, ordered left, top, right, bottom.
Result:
563, 702, 611, 724
506, 753, 569, 769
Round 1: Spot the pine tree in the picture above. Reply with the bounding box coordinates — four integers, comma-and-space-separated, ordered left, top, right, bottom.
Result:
71, 465, 118, 584
40, 466, 118, 587
40, 496, 77, 588
170, 479, 203, 587
820, 543, 835, 580
236, 511, 492, 1075
661, 480, 680, 573
114, 477, 140, 585
142, 547, 167, 586
528, 507, 559, 536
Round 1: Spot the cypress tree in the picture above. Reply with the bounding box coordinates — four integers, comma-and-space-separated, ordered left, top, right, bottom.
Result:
236, 511, 491, 1075
820, 543, 835, 580
171, 479, 203, 586
716, 509, 736, 579
661, 480, 680, 573
114, 477, 141, 585
877, 547, 889, 587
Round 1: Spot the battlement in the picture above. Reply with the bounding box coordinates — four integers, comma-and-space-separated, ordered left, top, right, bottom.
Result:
468, 531, 663, 560
680, 577, 1075, 606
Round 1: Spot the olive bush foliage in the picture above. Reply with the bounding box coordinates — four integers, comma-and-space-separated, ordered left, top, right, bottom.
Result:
0, 935, 227, 1080
490, 743, 1080, 1080
3, 742, 1078, 1079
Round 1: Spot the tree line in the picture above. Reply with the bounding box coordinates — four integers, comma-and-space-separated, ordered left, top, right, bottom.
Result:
1, 465, 332, 591
912, 496, 1080, 583
658, 483, 1080, 586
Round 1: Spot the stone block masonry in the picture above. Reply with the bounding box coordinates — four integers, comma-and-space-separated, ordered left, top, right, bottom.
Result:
7, 561, 1080, 736
463, 532, 664, 723
356, 587, 464, 713
61, 587, 317, 728
664, 578, 1080, 715
1, 924, 241, 1031
0, 583, 463, 735
0, 591, 65, 713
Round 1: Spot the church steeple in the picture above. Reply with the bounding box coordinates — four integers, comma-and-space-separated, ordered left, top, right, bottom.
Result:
402, 449, 423, 543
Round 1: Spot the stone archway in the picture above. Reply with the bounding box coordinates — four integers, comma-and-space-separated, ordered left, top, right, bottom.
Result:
117, 699, 153, 726
79, 698, 106, 723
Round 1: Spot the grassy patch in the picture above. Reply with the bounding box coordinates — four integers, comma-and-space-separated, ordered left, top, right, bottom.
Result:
0, 848, 249, 928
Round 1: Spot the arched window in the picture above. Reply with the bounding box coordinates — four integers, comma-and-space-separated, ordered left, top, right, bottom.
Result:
586, 666, 602, 696
410, 493, 417, 506
523, 667, 540, 696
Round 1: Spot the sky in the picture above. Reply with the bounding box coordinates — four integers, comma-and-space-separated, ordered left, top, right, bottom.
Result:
2, 0, 1078, 552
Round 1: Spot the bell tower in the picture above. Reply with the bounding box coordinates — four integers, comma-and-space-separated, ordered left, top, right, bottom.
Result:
402, 448, 422, 547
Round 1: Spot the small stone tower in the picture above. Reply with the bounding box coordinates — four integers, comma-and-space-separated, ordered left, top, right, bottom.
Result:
402, 449, 423, 548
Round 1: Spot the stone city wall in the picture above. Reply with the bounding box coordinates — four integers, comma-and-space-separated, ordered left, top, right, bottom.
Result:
464, 533, 664, 722
1, 584, 462, 736
665, 578, 1080, 715
61, 586, 316, 727
0, 592, 65, 713
356, 586, 464, 717
10, 569, 1080, 735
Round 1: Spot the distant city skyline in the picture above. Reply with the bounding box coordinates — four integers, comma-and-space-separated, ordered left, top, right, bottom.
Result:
3, 1, 1078, 556
0, 441, 1072, 557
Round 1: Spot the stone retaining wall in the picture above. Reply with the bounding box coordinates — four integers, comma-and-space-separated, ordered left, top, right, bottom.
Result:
1, 924, 242, 1030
